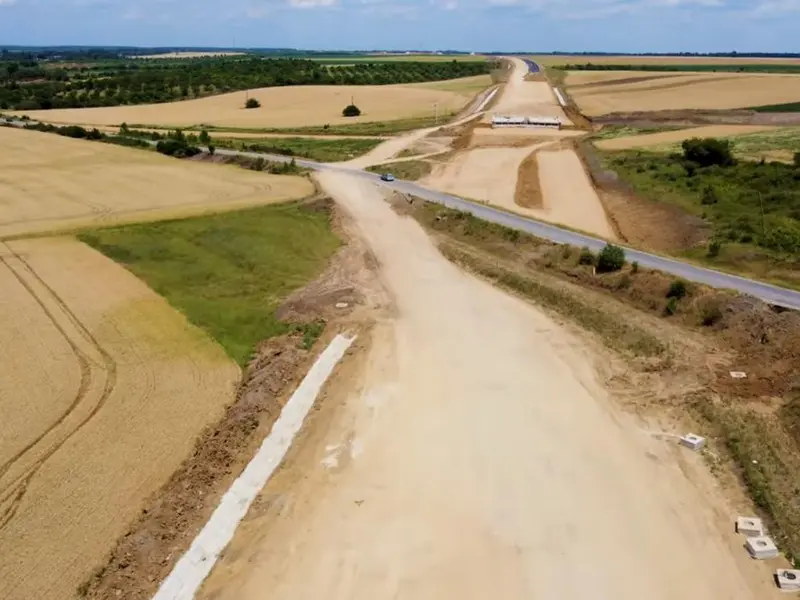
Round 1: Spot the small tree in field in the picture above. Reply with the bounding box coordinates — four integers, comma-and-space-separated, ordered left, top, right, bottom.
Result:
245, 97, 261, 109
681, 137, 735, 167
199, 130, 211, 145
794, 151, 800, 167
342, 104, 361, 117
596, 243, 625, 273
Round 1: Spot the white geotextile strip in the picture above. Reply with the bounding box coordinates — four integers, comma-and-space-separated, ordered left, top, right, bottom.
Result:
152, 333, 356, 600
475, 87, 499, 112
553, 88, 567, 107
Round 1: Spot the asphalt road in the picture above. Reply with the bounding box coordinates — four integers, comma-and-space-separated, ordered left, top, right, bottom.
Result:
4, 117, 799, 310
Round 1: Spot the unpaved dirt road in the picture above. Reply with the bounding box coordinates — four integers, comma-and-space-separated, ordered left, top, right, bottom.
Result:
489, 57, 570, 125
537, 149, 616, 239
200, 171, 777, 600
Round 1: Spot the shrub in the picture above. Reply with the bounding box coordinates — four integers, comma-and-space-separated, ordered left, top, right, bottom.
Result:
245, 97, 261, 109
794, 151, 800, 167
596, 243, 625, 273
666, 279, 688, 300
681, 137, 735, 167
342, 104, 361, 117
156, 138, 201, 158
664, 297, 678, 316
701, 184, 719, 205
707, 238, 722, 258
697, 299, 723, 326
631, 261, 639, 274
208, 144, 216, 155
578, 246, 595, 265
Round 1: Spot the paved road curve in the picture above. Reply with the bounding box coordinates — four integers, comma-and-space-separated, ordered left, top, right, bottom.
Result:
213, 147, 800, 311
4, 116, 799, 310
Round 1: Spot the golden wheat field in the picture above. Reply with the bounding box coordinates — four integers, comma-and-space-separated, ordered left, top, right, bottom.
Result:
533, 54, 800, 66
566, 72, 800, 115
13, 77, 488, 129
0, 236, 240, 600
0, 127, 313, 238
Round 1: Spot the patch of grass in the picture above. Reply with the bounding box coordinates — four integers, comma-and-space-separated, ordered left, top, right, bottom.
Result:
639, 127, 800, 157
366, 159, 432, 181
215, 136, 383, 162
750, 101, 800, 113
602, 149, 800, 287
200, 114, 456, 137
79, 201, 341, 365
592, 124, 681, 140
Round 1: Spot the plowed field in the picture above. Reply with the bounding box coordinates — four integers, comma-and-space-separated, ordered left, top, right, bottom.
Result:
0, 237, 240, 600
0, 127, 312, 238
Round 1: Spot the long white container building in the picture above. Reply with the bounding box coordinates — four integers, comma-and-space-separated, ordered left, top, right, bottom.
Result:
491, 115, 562, 129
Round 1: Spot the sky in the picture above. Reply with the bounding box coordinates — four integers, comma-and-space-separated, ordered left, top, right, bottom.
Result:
0, 0, 797, 53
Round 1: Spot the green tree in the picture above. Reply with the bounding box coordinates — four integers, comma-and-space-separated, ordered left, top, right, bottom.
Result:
342, 104, 361, 117
681, 137, 735, 168
794, 151, 800, 167
199, 130, 211, 145
596, 244, 625, 273
245, 97, 261, 109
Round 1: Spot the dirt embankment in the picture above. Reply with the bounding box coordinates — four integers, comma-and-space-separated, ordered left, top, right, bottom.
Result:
591, 109, 800, 128
78, 200, 384, 600
198, 173, 780, 600
411, 200, 800, 572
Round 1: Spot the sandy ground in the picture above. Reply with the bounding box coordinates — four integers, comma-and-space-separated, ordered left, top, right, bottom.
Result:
536, 149, 615, 238
595, 125, 781, 150
199, 171, 779, 600
471, 126, 585, 145
488, 57, 571, 125
423, 145, 546, 210
12, 78, 481, 129
570, 72, 800, 115
0, 238, 239, 600
0, 127, 312, 238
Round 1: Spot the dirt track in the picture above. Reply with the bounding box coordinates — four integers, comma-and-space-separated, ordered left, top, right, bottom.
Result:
0, 127, 312, 238
0, 238, 239, 600
199, 172, 778, 599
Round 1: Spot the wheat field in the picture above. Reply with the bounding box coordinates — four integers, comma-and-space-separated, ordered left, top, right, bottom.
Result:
0, 127, 313, 238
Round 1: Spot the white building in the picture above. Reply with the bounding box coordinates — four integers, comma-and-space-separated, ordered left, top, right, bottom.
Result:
491, 115, 562, 129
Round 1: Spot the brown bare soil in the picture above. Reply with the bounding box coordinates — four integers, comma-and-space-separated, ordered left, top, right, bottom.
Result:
13, 78, 483, 129
0, 127, 313, 239
199, 172, 783, 600
514, 149, 542, 208
77, 203, 386, 600
410, 199, 800, 569
0, 238, 240, 600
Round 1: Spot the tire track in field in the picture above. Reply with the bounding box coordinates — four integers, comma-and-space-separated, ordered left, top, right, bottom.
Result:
0, 242, 118, 532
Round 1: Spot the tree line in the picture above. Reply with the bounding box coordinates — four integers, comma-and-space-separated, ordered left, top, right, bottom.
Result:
0, 56, 491, 110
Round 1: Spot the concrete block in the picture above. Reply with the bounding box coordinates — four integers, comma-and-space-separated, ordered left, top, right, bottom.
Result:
679, 433, 706, 451
776, 569, 800, 591
736, 516, 764, 537
745, 536, 779, 560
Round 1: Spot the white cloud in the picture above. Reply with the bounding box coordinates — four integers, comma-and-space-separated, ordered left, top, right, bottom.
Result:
0, 0, 18, 6
749, 0, 800, 15
289, 0, 336, 7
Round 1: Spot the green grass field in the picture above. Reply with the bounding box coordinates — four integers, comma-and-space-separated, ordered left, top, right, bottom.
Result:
618, 127, 800, 159
366, 159, 433, 180
750, 102, 800, 113
592, 125, 681, 140
79, 201, 341, 365
215, 136, 384, 162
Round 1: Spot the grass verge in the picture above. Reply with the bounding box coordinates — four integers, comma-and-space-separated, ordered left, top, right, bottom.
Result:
366, 159, 433, 180
79, 200, 340, 365
213, 136, 383, 162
